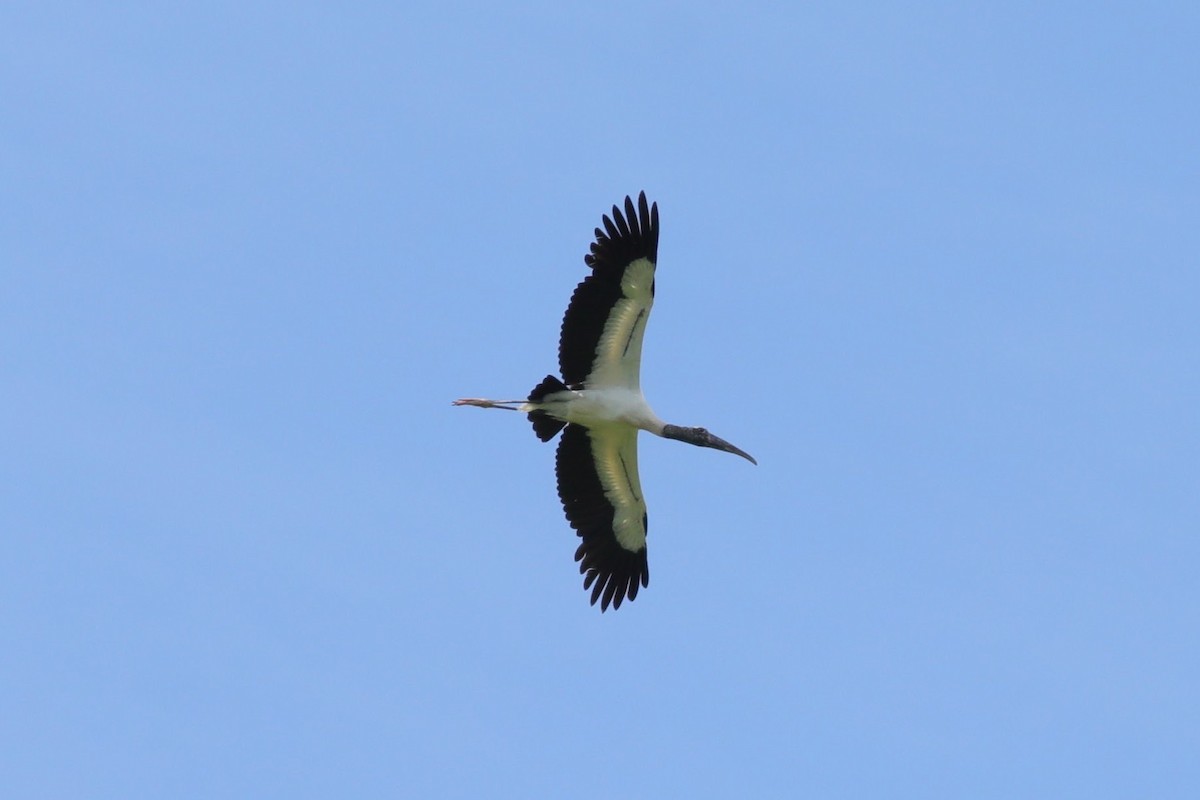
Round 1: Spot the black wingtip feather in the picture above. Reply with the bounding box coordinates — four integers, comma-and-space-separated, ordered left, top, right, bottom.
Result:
613, 202, 632, 238
622, 196, 638, 237
603, 214, 620, 241
581, 192, 658, 272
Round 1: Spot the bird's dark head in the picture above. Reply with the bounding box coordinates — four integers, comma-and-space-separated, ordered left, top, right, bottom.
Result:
662, 425, 757, 465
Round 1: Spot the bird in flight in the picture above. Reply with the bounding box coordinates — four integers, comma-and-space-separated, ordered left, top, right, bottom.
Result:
454, 192, 756, 610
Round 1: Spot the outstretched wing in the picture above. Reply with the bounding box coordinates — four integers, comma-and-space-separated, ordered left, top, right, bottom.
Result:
555, 423, 649, 611
558, 192, 659, 390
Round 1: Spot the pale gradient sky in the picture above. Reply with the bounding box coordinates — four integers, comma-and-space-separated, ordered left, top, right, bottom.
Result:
3, 3, 1198, 797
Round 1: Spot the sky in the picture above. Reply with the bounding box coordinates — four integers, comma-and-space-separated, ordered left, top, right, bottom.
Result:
2, 2, 1198, 797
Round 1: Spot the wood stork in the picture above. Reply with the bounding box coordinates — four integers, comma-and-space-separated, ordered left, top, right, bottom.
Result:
454, 192, 756, 611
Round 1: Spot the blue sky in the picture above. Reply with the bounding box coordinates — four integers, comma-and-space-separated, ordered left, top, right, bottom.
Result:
3, 2, 1198, 797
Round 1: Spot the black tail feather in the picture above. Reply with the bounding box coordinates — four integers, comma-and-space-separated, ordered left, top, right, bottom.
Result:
527, 375, 568, 442
528, 374, 567, 402
528, 410, 566, 442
